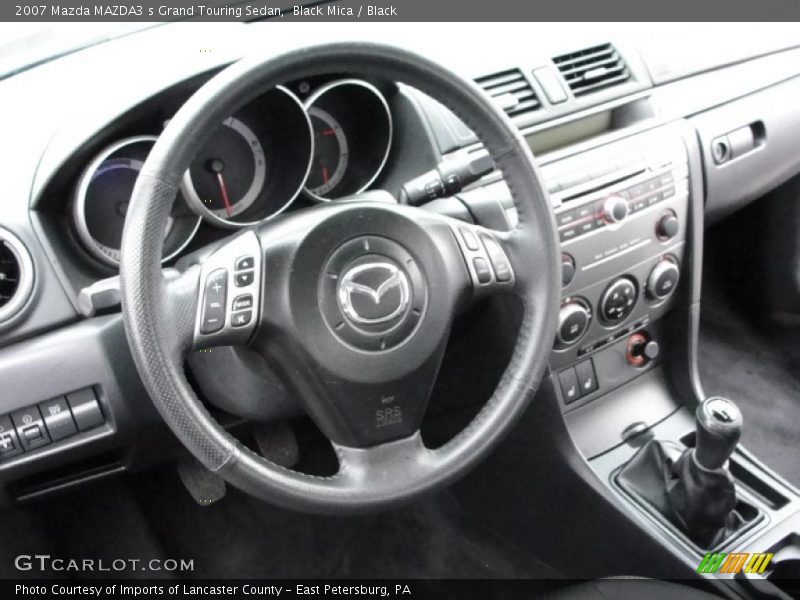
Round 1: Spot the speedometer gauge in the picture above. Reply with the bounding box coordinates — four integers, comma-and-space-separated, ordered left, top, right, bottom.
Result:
73, 136, 201, 268
306, 107, 349, 196
181, 86, 313, 229
185, 117, 267, 220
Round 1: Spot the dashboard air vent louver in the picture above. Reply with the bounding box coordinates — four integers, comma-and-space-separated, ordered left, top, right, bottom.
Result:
553, 43, 631, 97
0, 227, 34, 324
475, 68, 541, 117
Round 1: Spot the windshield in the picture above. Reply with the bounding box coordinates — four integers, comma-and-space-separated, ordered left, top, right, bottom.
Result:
0, 23, 156, 80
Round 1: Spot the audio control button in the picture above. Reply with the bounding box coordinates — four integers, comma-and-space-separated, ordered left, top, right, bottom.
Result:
603, 196, 629, 224
561, 254, 576, 287
657, 210, 680, 240
599, 277, 638, 324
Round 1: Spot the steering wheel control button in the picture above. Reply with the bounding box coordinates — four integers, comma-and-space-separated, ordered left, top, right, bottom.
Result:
320, 236, 426, 352
472, 257, 492, 284
557, 301, 591, 347
38, 397, 77, 441
647, 258, 680, 300
459, 227, 480, 251
452, 225, 514, 290
10, 406, 51, 451
480, 234, 513, 282
234, 270, 254, 287
575, 359, 598, 395
232, 294, 253, 311
0, 415, 23, 460
66, 388, 105, 432
231, 310, 253, 328
235, 255, 255, 270
200, 269, 228, 334
599, 277, 638, 324
558, 368, 581, 404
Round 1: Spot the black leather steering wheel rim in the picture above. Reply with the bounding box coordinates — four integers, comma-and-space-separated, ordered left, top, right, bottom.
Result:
120, 42, 560, 514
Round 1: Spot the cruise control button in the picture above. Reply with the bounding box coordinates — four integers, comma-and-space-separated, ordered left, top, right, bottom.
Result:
11, 406, 51, 451
558, 368, 581, 404
234, 271, 254, 287
235, 255, 255, 271
39, 397, 77, 442
472, 257, 492, 284
231, 310, 253, 328
201, 269, 228, 334
480, 234, 513, 282
0, 415, 23, 460
232, 294, 253, 311
459, 227, 480, 251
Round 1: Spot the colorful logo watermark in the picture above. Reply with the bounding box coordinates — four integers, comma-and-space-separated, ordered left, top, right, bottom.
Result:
697, 552, 773, 574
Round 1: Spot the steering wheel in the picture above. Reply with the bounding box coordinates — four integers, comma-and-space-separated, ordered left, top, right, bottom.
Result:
120, 42, 560, 514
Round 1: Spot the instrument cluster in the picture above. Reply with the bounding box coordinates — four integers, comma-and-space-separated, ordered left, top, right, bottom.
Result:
72, 79, 393, 267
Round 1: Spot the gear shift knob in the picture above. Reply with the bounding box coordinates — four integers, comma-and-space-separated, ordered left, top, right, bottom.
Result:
694, 397, 743, 470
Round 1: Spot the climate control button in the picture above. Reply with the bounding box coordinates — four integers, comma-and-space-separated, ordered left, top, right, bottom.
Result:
557, 301, 591, 347
647, 258, 680, 300
599, 277, 638, 324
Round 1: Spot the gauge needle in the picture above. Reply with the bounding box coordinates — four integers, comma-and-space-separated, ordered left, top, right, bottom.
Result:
215, 171, 233, 218
323, 166, 329, 185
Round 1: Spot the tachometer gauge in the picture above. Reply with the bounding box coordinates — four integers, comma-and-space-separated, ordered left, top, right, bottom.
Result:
182, 86, 313, 229
73, 136, 201, 268
304, 79, 393, 202
306, 107, 349, 197
185, 117, 267, 220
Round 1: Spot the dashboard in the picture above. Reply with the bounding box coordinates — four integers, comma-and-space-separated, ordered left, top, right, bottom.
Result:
1, 22, 800, 504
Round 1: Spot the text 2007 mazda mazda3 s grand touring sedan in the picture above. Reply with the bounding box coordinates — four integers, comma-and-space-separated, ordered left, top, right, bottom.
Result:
0, 20, 799, 599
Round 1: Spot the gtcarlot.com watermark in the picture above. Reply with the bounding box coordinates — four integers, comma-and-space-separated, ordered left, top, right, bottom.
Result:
14, 554, 194, 573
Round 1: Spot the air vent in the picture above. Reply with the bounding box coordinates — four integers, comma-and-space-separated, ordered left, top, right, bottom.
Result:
553, 43, 631, 97
0, 227, 34, 324
475, 68, 541, 117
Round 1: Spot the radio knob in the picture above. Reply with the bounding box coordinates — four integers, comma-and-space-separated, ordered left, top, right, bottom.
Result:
657, 210, 680, 240
603, 196, 629, 224
557, 301, 591, 347
647, 259, 680, 300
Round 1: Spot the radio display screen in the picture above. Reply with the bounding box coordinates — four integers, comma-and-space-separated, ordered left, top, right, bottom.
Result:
525, 110, 612, 156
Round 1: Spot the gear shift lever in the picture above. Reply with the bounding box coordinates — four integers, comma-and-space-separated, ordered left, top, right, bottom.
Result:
617, 396, 752, 548
694, 396, 742, 470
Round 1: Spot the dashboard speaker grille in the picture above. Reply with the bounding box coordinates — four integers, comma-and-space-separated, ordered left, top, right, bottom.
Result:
475, 68, 541, 117
553, 43, 631, 97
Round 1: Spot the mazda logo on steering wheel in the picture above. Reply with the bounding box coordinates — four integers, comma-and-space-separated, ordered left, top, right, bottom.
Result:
337, 262, 411, 325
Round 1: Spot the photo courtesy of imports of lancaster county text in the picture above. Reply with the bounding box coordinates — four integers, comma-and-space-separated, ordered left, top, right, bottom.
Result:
0, 8, 799, 600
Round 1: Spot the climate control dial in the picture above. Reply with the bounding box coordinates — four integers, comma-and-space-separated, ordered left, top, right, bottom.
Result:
647, 258, 680, 300
557, 300, 591, 348
599, 277, 638, 324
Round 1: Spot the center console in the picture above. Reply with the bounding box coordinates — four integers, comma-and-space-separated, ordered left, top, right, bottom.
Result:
537, 120, 800, 598
544, 123, 689, 412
